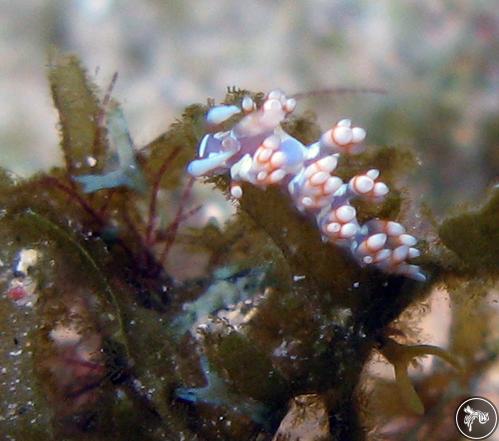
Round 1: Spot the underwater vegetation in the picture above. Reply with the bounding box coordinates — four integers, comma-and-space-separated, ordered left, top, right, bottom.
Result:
0, 52, 497, 441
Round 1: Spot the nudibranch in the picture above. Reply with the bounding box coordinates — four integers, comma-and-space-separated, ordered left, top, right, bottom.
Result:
187, 90, 425, 281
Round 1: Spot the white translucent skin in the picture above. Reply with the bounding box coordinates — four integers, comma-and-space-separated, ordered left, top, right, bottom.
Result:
187, 90, 425, 282
206, 105, 241, 125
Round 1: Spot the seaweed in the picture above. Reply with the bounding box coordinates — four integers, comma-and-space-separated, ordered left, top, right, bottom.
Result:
0, 53, 497, 441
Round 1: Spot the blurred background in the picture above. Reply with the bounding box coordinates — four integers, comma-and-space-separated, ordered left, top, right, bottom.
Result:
0, 1, 498, 439
1, 0, 498, 213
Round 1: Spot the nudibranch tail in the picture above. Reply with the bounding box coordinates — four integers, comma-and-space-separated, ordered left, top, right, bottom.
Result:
187, 89, 425, 281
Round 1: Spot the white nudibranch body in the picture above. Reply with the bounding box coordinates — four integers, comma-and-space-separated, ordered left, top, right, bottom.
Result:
187, 90, 425, 282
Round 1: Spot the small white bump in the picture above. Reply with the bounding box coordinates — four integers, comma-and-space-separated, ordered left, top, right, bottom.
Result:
305, 142, 321, 160
386, 221, 405, 236
257, 147, 273, 162
367, 233, 387, 252
373, 182, 389, 197
351, 127, 366, 143
239, 154, 253, 176
341, 223, 358, 238
285, 98, 296, 113
374, 249, 391, 262
325, 177, 343, 194
310, 171, 329, 185
306, 184, 322, 196
318, 155, 338, 172
352, 175, 374, 194
320, 129, 334, 148
87, 156, 97, 167
231, 185, 243, 199
335, 205, 356, 223
399, 234, 417, 246
263, 98, 282, 112
263, 135, 280, 150
302, 197, 314, 206
333, 126, 353, 146
408, 248, 421, 259
303, 164, 318, 179
363, 256, 373, 264
337, 119, 351, 128
327, 222, 341, 233
268, 90, 283, 100
366, 169, 380, 180
392, 245, 409, 263
242, 96, 254, 112
270, 169, 286, 183
271, 151, 287, 168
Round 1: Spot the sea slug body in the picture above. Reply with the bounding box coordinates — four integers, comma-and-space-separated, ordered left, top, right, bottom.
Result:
187, 90, 425, 282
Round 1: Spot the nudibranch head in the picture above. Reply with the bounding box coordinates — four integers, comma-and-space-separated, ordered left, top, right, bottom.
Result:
187, 131, 240, 177
187, 89, 425, 282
